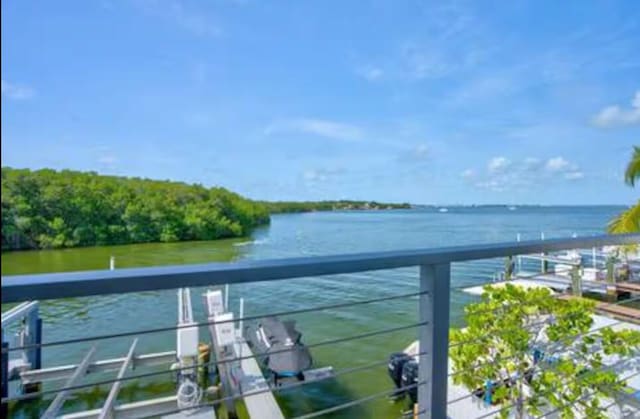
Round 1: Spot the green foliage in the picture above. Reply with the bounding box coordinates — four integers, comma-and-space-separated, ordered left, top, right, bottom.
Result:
450, 284, 640, 418
608, 146, 640, 234
624, 146, 640, 187
1, 167, 270, 250
261, 200, 411, 213
608, 200, 640, 234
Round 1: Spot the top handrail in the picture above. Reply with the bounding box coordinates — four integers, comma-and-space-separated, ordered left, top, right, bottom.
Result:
2, 233, 639, 303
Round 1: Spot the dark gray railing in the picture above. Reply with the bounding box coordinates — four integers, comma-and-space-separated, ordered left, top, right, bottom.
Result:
1, 233, 639, 419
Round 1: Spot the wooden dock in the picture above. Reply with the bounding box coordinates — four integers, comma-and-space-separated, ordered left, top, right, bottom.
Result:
615, 281, 640, 294
558, 295, 640, 324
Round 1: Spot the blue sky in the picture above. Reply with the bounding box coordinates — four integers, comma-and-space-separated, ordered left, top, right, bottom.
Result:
2, 0, 639, 205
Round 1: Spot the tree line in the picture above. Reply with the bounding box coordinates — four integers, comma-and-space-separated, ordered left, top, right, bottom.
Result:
262, 200, 411, 213
1, 167, 270, 250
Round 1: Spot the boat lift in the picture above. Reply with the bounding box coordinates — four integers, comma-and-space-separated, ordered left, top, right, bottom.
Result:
205, 289, 285, 419
2, 286, 290, 418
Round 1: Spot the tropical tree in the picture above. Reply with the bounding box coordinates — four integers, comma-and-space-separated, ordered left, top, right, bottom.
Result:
609, 146, 640, 234
1, 167, 271, 250
450, 284, 640, 419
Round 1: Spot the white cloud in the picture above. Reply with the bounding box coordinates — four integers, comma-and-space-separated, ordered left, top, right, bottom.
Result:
545, 156, 571, 172
413, 144, 429, 159
398, 144, 430, 163
400, 42, 452, 80
448, 76, 515, 105
302, 167, 345, 183
592, 90, 640, 127
98, 155, 117, 164
475, 179, 506, 192
564, 171, 584, 180
134, 0, 221, 37
355, 66, 383, 81
1, 80, 35, 100
461, 169, 475, 179
98, 154, 118, 168
487, 156, 511, 173
265, 118, 364, 141
471, 156, 584, 192
545, 157, 582, 179
184, 111, 214, 127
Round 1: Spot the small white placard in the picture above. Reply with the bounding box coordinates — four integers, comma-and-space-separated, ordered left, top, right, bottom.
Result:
214, 312, 235, 347
206, 290, 225, 315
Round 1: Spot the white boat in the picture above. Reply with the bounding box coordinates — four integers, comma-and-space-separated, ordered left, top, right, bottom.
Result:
553, 250, 582, 277
439, 208, 449, 213
508, 206, 517, 211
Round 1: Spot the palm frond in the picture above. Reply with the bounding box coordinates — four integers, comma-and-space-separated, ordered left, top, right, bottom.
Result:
608, 200, 640, 234
625, 146, 640, 187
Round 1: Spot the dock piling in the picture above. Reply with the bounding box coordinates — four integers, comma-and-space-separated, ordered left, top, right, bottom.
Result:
516, 233, 522, 273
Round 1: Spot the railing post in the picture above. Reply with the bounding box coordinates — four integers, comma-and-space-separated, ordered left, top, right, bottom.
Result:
25, 307, 40, 370
419, 263, 451, 419
23, 317, 43, 393
2, 340, 8, 419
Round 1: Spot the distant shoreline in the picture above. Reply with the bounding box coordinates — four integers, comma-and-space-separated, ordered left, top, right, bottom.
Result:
261, 200, 411, 213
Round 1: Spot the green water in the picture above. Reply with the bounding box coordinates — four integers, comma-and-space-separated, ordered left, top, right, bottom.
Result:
1, 207, 624, 418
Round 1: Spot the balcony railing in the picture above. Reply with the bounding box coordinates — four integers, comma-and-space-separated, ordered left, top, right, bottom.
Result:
1, 233, 639, 419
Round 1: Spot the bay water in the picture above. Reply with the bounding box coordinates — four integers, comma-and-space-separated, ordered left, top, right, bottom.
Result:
1, 206, 624, 418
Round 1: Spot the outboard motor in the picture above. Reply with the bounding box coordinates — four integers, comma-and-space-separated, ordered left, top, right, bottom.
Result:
401, 360, 419, 403
388, 352, 412, 390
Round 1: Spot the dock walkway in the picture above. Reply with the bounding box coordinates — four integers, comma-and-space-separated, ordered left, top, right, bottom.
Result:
233, 332, 284, 419
205, 290, 284, 419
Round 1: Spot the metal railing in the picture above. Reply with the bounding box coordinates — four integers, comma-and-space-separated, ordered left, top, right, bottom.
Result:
1, 233, 639, 419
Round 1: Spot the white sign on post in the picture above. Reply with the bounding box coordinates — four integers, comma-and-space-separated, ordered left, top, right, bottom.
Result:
206, 290, 225, 315
214, 312, 235, 347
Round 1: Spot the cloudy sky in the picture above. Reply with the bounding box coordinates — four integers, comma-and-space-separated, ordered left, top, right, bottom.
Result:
2, 0, 639, 204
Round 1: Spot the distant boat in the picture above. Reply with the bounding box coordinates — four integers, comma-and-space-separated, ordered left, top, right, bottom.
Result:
508, 206, 517, 211
439, 207, 449, 213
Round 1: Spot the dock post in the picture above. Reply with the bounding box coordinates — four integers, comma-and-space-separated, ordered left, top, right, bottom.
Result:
2, 340, 8, 419
238, 298, 244, 334
418, 263, 450, 419
516, 234, 522, 273
504, 256, 514, 281
540, 232, 548, 273
570, 265, 582, 297
606, 255, 617, 303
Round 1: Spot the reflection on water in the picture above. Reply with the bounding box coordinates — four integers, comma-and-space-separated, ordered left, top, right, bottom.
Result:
1, 207, 619, 418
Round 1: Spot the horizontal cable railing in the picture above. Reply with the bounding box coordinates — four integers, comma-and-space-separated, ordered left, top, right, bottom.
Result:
1, 320, 425, 404
1, 233, 639, 419
145, 353, 429, 419
2, 290, 426, 354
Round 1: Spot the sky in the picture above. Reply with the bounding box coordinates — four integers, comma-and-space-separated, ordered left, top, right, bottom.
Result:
1, 0, 639, 205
